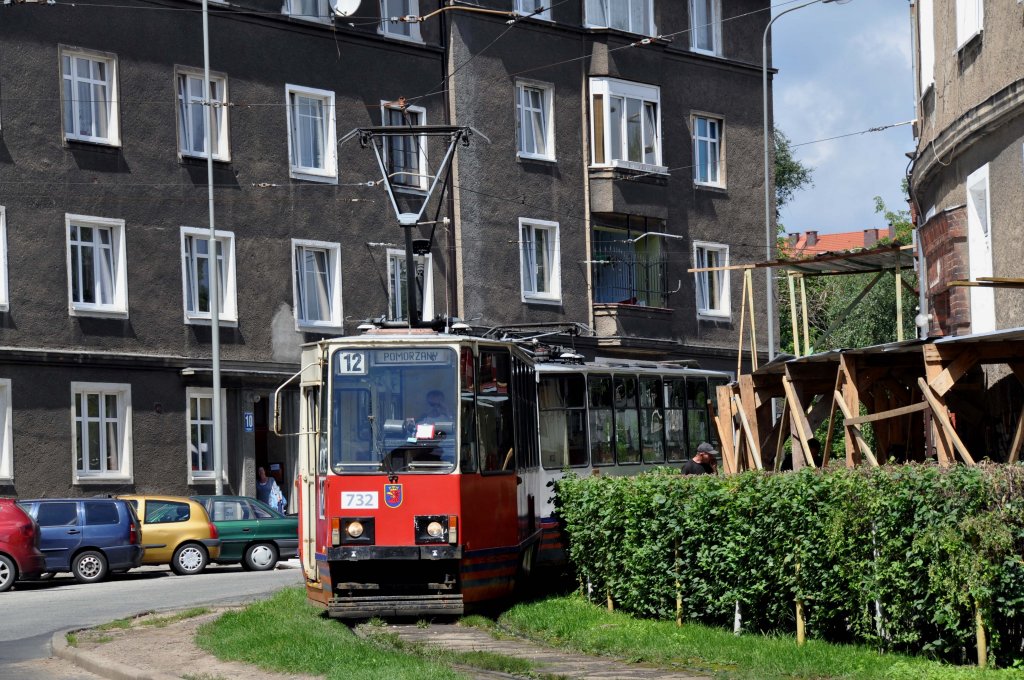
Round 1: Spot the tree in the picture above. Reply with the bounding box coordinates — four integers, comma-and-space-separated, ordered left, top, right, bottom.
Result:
778, 184, 917, 355
774, 128, 813, 225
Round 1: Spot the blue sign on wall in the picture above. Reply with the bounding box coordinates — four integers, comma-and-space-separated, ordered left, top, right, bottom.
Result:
243, 411, 254, 432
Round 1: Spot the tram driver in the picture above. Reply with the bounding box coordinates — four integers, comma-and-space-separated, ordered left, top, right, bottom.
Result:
418, 389, 454, 425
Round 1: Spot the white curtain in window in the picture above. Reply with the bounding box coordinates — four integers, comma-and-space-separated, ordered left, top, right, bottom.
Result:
297, 247, 332, 322
691, 0, 716, 52
291, 94, 325, 170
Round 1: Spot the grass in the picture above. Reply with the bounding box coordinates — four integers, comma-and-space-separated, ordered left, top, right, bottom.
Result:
195, 587, 465, 680
495, 595, 1024, 680
141, 606, 211, 628
65, 632, 78, 648
94, 617, 133, 631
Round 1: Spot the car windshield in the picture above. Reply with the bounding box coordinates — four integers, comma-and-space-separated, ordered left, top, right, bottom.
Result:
330, 347, 458, 474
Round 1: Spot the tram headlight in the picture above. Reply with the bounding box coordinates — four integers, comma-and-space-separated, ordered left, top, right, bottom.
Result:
414, 515, 451, 545
334, 517, 374, 545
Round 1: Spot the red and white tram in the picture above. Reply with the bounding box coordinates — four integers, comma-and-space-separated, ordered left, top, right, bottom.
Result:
275, 329, 730, 619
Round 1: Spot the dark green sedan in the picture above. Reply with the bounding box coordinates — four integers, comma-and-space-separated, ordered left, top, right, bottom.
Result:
191, 496, 298, 571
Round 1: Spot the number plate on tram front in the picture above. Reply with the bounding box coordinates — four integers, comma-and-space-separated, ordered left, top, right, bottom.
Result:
341, 492, 378, 509
335, 352, 367, 375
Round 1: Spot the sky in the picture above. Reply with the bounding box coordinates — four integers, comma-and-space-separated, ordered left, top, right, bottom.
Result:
771, 0, 915, 235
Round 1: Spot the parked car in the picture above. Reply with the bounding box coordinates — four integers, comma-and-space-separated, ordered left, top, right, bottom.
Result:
17, 498, 143, 584
192, 495, 298, 571
119, 495, 220, 575
0, 498, 46, 592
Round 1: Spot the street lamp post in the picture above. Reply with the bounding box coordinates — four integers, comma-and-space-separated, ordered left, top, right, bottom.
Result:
762, 0, 842, 362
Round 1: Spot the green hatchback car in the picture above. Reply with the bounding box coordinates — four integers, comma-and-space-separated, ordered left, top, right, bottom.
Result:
190, 496, 298, 571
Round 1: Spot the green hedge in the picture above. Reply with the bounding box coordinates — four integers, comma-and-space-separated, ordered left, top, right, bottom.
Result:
553, 465, 1024, 667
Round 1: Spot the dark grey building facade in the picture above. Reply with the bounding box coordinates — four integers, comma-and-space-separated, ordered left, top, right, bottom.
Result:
0, 0, 770, 499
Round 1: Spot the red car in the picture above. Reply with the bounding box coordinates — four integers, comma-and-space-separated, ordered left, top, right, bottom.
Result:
0, 498, 45, 592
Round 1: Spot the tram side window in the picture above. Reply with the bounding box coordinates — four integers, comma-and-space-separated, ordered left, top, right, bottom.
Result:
686, 377, 711, 455
589, 376, 614, 466
460, 349, 478, 473
305, 386, 328, 475
640, 376, 666, 464
478, 349, 514, 472
539, 375, 588, 469
664, 379, 688, 462
614, 375, 640, 464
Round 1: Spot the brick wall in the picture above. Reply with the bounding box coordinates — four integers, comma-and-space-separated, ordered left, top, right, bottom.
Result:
918, 207, 971, 336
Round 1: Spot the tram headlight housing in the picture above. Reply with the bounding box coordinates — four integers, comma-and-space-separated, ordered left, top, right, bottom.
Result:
333, 517, 375, 545
415, 514, 456, 545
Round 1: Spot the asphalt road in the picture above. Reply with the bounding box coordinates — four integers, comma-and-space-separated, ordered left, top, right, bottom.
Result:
0, 560, 303, 678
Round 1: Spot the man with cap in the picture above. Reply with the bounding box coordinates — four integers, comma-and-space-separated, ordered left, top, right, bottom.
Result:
682, 442, 718, 475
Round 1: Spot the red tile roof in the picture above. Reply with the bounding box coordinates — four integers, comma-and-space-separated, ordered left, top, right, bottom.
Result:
781, 228, 895, 259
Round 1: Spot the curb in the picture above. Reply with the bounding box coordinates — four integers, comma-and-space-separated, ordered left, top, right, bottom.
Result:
52, 628, 181, 680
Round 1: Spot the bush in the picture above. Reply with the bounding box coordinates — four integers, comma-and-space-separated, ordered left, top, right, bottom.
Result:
554, 465, 1024, 667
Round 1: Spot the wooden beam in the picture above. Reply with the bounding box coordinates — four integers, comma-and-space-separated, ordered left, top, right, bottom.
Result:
783, 375, 817, 468
732, 395, 764, 470
917, 378, 976, 466
840, 354, 861, 466
774, 399, 789, 472
845, 401, 930, 425
745, 269, 759, 372
895, 260, 903, 342
833, 389, 879, 466
922, 346, 953, 467
1008, 404, 1024, 465
822, 369, 842, 467
928, 349, 979, 397
715, 385, 737, 475
799, 275, 810, 357
788, 273, 800, 357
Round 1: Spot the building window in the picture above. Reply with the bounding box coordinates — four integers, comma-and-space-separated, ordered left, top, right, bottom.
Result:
382, 103, 427, 190
591, 228, 668, 308
186, 387, 227, 484
60, 47, 119, 146
515, 0, 551, 20
516, 81, 555, 161
283, 0, 331, 22
519, 218, 561, 303
292, 239, 343, 330
176, 69, 229, 161
955, 0, 983, 49
584, 0, 653, 34
387, 249, 433, 322
71, 382, 132, 483
590, 78, 664, 172
286, 85, 338, 183
0, 207, 7, 313
689, 0, 720, 55
694, 242, 730, 318
692, 115, 724, 187
380, 0, 422, 41
966, 164, 994, 333
0, 380, 11, 482
917, 0, 934, 95
65, 214, 128, 318
180, 227, 237, 324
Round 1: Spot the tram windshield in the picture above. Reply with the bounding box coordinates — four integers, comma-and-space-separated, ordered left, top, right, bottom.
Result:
330, 347, 458, 474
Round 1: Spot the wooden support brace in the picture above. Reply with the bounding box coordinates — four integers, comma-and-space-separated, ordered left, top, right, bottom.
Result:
917, 377, 976, 466
928, 349, 979, 398
1009, 404, 1024, 465
822, 370, 842, 467
782, 374, 816, 467
845, 401, 930, 425
832, 389, 880, 466
732, 395, 764, 470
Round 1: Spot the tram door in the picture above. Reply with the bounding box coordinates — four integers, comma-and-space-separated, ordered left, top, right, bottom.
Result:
460, 348, 518, 549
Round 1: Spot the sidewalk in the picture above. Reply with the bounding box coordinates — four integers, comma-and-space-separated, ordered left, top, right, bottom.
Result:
53, 608, 713, 680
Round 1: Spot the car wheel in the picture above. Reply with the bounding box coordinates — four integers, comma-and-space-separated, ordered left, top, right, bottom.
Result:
0, 554, 16, 593
243, 543, 278, 572
72, 550, 108, 584
171, 543, 208, 575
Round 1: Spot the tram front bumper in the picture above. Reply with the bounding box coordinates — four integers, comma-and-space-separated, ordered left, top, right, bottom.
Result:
327, 545, 462, 560
328, 593, 464, 619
